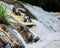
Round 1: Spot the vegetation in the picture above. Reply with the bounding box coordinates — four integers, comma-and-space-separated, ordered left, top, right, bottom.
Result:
0, 4, 6, 17
0, 3, 10, 25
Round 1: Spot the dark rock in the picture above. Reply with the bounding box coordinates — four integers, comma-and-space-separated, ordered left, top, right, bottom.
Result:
58, 17, 60, 20
0, 44, 3, 48
27, 33, 33, 43
5, 44, 11, 48
33, 37, 40, 42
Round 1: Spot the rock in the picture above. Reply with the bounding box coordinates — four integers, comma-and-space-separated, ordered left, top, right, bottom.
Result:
32, 37, 40, 42
57, 17, 60, 20
0, 24, 24, 48
5, 44, 11, 48
10, 22, 35, 43
27, 33, 33, 43
0, 24, 7, 31
0, 32, 12, 44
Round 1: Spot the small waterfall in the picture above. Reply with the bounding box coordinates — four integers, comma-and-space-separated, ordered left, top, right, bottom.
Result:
12, 29, 26, 46
28, 28, 38, 38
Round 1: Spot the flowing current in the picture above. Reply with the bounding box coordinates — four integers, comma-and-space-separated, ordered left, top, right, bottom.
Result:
22, 3, 60, 32
1, 1, 60, 48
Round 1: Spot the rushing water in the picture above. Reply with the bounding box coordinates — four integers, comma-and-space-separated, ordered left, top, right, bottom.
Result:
12, 29, 26, 46
23, 3, 60, 32
1, 1, 60, 48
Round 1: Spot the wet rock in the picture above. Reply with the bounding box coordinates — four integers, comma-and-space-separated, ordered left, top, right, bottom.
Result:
11, 22, 23, 31
4, 25, 25, 48
0, 44, 3, 48
8, 21, 38, 43
11, 41, 25, 48
0, 24, 24, 48
5, 44, 11, 48
0, 24, 7, 31
12, 45, 24, 48
0, 32, 12, 44
11, 22, 36, 43
32, 37, 40, 42
57, 17, 60, 20
27, 34, 33, 43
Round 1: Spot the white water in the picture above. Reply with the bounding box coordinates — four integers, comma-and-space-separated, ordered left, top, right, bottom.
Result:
20, 2, 60, 48
23, 4, 60, 32
25, 18, 60, 48
12, 29, 26, 46
1, 1, 60, 48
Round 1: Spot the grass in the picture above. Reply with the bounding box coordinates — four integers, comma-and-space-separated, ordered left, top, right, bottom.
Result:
0, 3, 6, 18
0, 3, 10, 25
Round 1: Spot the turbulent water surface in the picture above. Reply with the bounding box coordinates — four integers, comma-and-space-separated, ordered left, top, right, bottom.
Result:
1, 1, 60, 48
